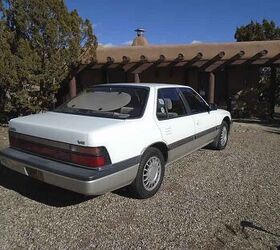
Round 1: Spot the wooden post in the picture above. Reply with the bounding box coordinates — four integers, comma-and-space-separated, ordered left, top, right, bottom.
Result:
134, 73, 140, 83
208, 72, 215, 103
69, 76, 77, 98
224, 69, 231, 112
270, 66, 277, 118
124, 71, 129, 82
184, 69, 188, 85
102, 68, 109, 83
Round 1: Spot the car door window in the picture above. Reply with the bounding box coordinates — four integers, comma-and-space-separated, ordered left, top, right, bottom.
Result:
180, 88, 209, 114
156, 88, 186, 120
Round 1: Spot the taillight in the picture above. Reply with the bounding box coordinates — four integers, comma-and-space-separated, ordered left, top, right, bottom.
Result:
69, 146, 110, 169
9, 131, 111, 169
71, 154, 106, 168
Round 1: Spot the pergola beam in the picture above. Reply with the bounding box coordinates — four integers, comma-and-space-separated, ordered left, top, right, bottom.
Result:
243, 49, 268, 65
122, 56, 130, 64
131, 55, 167, 74
264, 53, 280, 66
169, 53, 185, 76
169, 53, 185, 65
119, 56, 131, 82
199, 51, 225, 71
114, 56, 130, 70
131, 63, 154, 74
121, 55, 149, 82
100, 57, 115, 83
145, 55, 166, 78
210, 50, 245, 72
106, 56, 115, 64
155, 54, 166, 65
124, 62, 142, 73
182, 52, 203, 68
124, 55, 148, 72
155, 55, 169, 67
140, 55, 148, 63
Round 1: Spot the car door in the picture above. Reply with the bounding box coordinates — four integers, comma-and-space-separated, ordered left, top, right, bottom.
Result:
179, 87, 219, 148
155, 88, 195, 163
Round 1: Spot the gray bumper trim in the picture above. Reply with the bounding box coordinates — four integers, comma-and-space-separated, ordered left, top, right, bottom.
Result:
0, 148, 139, 195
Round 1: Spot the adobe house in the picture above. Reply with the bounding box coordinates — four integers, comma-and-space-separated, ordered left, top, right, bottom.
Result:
67, 29, 280, 116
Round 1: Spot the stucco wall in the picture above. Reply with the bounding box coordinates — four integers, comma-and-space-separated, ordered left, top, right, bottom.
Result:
77, 65, 261, 111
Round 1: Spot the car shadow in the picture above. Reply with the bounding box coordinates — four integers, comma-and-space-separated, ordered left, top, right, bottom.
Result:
112, 187, 137, 199
0, 167, 94, 207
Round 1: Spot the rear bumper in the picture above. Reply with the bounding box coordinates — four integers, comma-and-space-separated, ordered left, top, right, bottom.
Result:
0, 148, 139, 195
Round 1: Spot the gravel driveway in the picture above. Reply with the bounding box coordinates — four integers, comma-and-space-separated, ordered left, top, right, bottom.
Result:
0, 123, 280, 249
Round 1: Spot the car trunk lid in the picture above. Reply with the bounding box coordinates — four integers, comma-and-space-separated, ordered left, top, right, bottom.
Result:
9, 111, 124, 146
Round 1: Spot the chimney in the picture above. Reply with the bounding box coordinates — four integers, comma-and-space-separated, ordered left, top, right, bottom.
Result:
132, 28, 149, 46
135, 28, 145, 37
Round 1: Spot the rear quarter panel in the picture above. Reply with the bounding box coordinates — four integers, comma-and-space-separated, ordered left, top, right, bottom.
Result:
87, 119, 162, 164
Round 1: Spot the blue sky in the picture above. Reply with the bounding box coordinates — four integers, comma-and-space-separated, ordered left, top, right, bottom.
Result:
66, 0, 280, 46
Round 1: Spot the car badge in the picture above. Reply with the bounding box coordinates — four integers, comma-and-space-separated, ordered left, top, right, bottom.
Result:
77, 140, 85, 145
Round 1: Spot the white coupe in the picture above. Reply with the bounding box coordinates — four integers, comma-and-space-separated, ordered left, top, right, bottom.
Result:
0, 83, 231, 198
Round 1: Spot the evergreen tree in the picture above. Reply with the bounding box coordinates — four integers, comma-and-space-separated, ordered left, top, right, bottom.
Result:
0, 0, 97, 122
235, 19, 280, 41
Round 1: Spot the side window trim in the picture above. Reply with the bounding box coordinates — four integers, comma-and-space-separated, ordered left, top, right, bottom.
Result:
156, 88, 189, 121
180, 87, 210, 115
191, 88, 210, 110
156, 90, 168, 120
176, 88, 191, 115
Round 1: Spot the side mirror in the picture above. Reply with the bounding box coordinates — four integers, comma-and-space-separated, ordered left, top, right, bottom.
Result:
208, 103, 218, 111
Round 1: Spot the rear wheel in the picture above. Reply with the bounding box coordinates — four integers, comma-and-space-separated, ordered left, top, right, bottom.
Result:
210, 121, 229, 150
129, 147, 165, 199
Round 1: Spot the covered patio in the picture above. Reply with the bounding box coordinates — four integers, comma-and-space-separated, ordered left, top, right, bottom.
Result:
69, 32, 280, 114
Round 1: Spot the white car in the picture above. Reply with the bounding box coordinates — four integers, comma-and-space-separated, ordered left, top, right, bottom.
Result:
0, 83, 231, 198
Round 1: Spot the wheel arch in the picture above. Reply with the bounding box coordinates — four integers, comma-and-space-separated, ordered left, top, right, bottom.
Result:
223, 116, 231, 132
141, 142, 169, 163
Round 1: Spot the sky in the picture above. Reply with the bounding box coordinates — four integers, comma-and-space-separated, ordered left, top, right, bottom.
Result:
65, 0, 280, 46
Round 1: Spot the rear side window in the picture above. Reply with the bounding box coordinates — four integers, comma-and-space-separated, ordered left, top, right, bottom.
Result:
156, 88, 186, 120
180, 88, 208, 114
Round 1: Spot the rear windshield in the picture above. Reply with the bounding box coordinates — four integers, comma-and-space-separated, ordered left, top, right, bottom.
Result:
55, 86, 149, 119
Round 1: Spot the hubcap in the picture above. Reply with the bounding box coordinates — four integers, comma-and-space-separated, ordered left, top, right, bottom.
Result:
220, 126, 228, 146
142, 156, 162, 191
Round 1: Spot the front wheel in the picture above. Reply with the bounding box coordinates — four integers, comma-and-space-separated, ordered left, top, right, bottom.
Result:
210, 121, 229, 150
128, 147, 165, 199
0, 163, 4, 175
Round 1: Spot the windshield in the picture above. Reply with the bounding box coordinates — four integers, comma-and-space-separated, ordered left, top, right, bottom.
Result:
55, 85, 149, 119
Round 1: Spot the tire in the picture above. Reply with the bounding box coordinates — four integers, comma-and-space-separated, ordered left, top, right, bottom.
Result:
0, 163, 4, 175
209, 121, 229, 150
128, 147, 165, 199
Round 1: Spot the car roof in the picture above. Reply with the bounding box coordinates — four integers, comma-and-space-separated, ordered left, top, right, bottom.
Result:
97, 83, 192, 89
